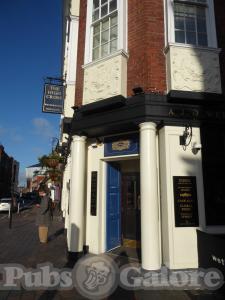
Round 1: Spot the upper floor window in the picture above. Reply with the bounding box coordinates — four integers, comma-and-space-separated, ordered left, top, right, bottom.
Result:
92, 0, 118, 61
174, 0, 208, 46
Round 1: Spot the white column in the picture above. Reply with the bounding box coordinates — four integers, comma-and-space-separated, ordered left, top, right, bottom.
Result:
62, 156, 71, 229
139, 122, 161, 270
67, 135, 86, 253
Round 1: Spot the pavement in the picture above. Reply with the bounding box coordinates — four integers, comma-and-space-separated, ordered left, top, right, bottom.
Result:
0, 207, 224, 300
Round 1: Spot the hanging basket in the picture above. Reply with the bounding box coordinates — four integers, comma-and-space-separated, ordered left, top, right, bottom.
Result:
49, 174, 59, 181
45, 158, 59, 168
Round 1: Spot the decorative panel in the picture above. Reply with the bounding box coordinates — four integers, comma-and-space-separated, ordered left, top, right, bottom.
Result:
167, 45, 222, 94
83, 53, 127, 104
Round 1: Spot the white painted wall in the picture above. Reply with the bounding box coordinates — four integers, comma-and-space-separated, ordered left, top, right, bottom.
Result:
86, 141, 104, 254
159, 126, 205, 269
70, 0, 80, 16
63, 84, 75, 118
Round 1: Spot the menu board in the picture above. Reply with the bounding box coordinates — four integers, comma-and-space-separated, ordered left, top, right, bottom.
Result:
90, 171, 98, 216
173, 176, 199, 227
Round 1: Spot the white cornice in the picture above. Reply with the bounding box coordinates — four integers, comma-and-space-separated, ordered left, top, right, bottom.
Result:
82, 49, 129, 70
164, 43, 221, 54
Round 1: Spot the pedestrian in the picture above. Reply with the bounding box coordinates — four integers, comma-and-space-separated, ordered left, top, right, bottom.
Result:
36, 184, 52, 243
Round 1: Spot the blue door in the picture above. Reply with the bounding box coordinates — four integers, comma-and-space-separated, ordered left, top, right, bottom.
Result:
106, 163, 121, 251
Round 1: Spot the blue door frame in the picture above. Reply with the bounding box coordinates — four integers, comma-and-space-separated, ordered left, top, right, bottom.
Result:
106, 162, 121, 251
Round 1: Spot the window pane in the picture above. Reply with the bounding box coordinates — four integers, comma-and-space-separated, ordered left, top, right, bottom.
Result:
196, 0, 207, 3
198, 33, 208, 46
101, 0, 107, 4
175, 16, 184, 30
102, 18, 109, 30
101, 30, 109, 43
110, 0, 117, 12
110, 39, 117, 52
93, 34, 100, 47
93, 23, 100, 35
93, 9, 99, 21
93, 47, 100, 60
101, 4, 108, 17
186, 31, 197, 45
186, 17, 196, 31
197, 7, 206, 17
111, 14, 118, 26
185, 5, 195, 17
101, 43, 109, 57
197, 18, 207, 33
93, 0, 99, 10
175, 30, 185, 43
110, 25, 117, 40
175, 3, 186, 15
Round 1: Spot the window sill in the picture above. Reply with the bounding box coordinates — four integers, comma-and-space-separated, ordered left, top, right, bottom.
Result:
82, 49, 129, 69
164, 43, 221, 54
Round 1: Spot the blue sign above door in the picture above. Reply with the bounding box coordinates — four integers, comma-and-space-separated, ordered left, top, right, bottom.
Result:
104, 133, 139, 157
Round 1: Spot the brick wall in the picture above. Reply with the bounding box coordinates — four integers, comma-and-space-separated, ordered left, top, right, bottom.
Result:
214, 0, 225, 94
74, 0, 87, 106
127, 0, 166, 96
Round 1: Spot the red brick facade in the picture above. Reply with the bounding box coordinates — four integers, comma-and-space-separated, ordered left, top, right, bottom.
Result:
214, 0, 225, 94
75, 0, 87, 106
75, 0, 224, 105
127, 0, 166, 96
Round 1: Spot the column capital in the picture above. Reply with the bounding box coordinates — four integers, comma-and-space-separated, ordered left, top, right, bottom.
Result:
72, 135, 87, 143
139, 122, 157, 131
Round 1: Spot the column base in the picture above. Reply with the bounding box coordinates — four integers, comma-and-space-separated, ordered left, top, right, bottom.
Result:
67, 251, 83, 264
67, 245, 89, 265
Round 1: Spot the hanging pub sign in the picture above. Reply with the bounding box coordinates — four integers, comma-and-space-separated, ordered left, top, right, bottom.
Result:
173, 176, 199, 227
42, 83, 64, 114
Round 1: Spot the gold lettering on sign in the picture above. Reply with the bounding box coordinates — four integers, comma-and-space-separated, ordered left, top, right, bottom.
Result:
112, 140, 131, 151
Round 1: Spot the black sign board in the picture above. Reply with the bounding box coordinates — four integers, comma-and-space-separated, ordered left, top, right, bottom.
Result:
42, 84, 64, 114
90, 171, 98, 216
197, 230, 225, 288
173, 176, 199, 227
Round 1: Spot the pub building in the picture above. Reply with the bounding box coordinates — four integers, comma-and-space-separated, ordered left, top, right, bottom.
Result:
60, 0, 225, 271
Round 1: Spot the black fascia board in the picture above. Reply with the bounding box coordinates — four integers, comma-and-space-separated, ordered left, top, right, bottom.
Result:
70, 93, 225, 137
62, 117, 72, 134
78, 95, 126, 116
168, 90, 225, 104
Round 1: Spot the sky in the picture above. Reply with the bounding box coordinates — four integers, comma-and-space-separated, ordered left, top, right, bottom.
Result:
0, 0, 62, 186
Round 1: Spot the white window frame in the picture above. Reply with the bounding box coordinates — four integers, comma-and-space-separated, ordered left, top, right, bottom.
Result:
166, 0, 218, 48
84, 0, 127, 65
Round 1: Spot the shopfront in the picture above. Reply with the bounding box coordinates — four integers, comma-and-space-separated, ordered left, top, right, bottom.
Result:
63, 93, 225, 271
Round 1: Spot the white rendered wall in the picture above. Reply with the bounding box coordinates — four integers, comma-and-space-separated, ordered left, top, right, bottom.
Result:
86, 141, 104, 254
83, 52, 128, 104
70, 0, 80, 16
63, 84, 75, 118
159, 126, 205, 269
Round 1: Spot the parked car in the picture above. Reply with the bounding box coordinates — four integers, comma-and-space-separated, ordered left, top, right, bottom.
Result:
16, 196, 34, 212
0, 198, 12, 212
